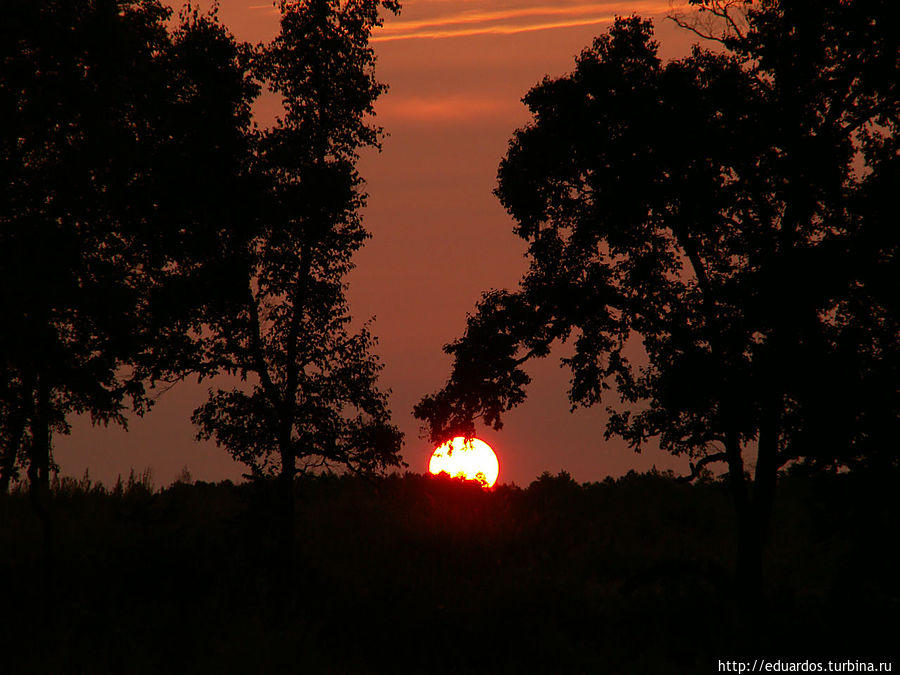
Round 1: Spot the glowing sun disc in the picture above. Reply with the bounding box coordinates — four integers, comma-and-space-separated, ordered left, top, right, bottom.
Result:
428, 437, 499, 487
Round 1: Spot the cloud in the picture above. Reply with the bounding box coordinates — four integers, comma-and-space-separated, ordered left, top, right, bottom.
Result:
377, 93, 516, 122
374, 15, 618, 41
374, 1, 672, 42
247, 3, 279, 14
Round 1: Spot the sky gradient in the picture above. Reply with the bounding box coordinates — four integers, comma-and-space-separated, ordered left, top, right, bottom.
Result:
55, 0, 704, 488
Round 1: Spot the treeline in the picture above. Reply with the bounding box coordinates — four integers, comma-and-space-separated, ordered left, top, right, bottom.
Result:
0, 470, 896, 672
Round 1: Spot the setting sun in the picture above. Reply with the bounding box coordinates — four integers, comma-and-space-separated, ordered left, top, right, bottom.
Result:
428, 437, 499, 487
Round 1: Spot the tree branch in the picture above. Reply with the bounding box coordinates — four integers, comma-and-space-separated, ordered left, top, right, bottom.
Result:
245, 284, 281, 408
668, 0, 747, 46
679, 451, 729, 483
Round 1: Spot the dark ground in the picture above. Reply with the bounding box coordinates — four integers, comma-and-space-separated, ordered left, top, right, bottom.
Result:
0, 469, 897, 673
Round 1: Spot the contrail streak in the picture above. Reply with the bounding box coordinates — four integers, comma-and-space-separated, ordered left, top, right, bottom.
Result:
374, 2, 671, 41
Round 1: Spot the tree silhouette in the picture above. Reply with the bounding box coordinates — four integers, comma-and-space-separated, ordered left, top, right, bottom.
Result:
0, 0, 257, 553
0, 369, 27, 493
190, 0, 404, 565
415, 0, 899, 600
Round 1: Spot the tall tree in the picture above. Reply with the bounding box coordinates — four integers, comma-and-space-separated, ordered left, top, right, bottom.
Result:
415, 0, 899, 601
191, 0, 404, 564
0, 0, 257, 551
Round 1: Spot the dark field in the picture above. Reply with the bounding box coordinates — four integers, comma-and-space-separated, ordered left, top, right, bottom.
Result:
1, 470, 897, 673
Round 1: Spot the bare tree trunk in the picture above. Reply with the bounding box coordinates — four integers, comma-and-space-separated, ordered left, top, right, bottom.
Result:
727, 393, 781, 614
723, 432, 761, 605
0, 408, 25, 494
277, 425, 296, 599
27, 373, 53, 566
735, 507, 765, 606
746, 393, 781, 597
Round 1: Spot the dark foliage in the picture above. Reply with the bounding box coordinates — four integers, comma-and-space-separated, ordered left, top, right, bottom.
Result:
1, 1, 403, 570
415, 0, 899, 598
0, 471, 895, 673
0, 0, 257, 501
190, 0, 404, 485
185, 0, 405, 575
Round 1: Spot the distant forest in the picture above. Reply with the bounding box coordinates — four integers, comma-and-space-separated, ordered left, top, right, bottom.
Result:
1, 470, 897, 672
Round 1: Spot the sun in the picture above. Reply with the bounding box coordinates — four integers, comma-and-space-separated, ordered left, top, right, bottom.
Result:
428, 437, 499, 487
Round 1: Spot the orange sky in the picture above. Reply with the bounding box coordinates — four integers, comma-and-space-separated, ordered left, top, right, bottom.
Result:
56, 0, 704, 487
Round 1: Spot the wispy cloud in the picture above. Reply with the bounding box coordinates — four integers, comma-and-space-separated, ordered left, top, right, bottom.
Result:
247, 3, 279, 15
379, 3, 656, 34
374, 15, 617, 41
374, 1, 672, 42
236, 1, 678, 42
377, 93, 515, 122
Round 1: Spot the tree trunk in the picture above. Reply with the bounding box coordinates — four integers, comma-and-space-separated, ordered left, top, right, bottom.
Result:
735, 506, 765, 605
728, 395, 781, 611
743, 394, 781, 601
27, 374, 53, 566
0, 410, 25, 494
723, 432, 762, 606
277, 427, 296, 595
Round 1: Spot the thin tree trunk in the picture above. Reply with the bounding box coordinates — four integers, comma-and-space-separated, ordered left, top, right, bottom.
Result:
0, 407, 26, 494
277, 426, 296, 597
27, 373, 53, 566
677, 219, 770, 607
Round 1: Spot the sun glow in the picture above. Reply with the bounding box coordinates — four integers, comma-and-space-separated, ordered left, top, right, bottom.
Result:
428, 437, 500, 487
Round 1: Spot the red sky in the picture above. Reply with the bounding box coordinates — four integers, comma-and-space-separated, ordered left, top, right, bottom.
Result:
55, 0, 704, 488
